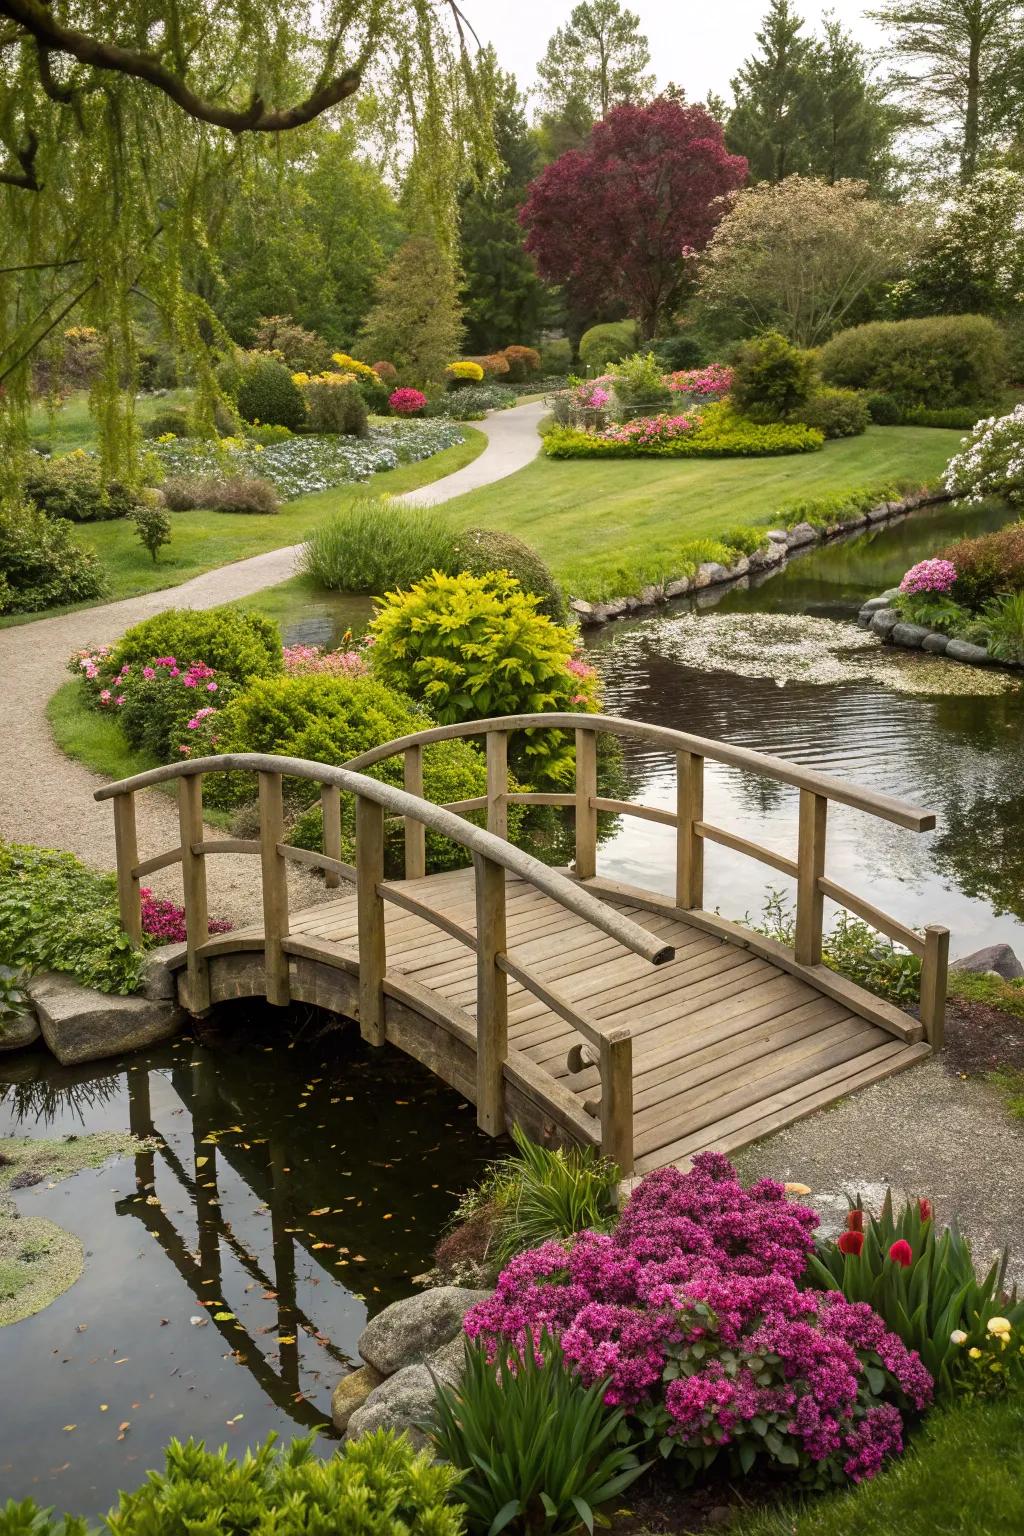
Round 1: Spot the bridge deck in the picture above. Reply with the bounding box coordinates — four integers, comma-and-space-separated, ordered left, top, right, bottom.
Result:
221, 867, 929, 1171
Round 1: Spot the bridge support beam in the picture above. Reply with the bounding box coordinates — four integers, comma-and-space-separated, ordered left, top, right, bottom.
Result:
356, 795, 387, 1045
474, 853, 508, 1136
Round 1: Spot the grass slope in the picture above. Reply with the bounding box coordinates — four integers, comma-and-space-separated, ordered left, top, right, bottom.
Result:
439, 426, 964, 599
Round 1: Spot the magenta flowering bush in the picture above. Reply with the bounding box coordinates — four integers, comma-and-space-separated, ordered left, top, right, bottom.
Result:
71, 647, 234, 761
600, 413, 694, 447
464, 1155, 932, 1488
282, 643, 369, 677
140, 887, 232, 944
899, 558, 958, 596
667, 364, 734, 400
389, 387, 428, 417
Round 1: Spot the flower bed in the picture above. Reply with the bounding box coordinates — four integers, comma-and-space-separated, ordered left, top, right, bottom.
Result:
545, 410, 823, 459
152, 422, 465, 499
667, 364, 734, 400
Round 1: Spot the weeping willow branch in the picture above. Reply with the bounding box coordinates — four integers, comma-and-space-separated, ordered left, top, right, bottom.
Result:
0, 129, 40, 189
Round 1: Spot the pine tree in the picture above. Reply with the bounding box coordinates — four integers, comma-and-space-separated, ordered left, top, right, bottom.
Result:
727, 0, 815, 182
804, 19, 899, 188
536, 0, 654, 121
358, 236, 464, 385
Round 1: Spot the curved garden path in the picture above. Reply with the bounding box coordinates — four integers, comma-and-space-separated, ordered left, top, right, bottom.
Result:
0, 403, 546, 925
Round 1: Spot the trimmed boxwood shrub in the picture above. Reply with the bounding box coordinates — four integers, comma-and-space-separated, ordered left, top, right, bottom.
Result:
651, 334, 707, 370
866, 392, 902, 425
449, 527, 566, 621
819, 315, 1006, 409
142, 407, 193, 439
233, 352, 307, 430
539, 338, 573, 374
792, 387, 869, 439
110, 606, 283, 683
578, 320, 638, 371
0, 500, 107, 614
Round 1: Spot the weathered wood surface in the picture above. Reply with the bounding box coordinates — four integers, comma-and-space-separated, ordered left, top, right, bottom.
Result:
208, 867, 929, 1173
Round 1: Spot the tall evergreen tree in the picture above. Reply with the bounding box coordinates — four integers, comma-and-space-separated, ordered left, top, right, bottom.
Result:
727, 0, 815, 182
536, 0, 654, 120
804, 19, 899, 186
459, 70, 550, 350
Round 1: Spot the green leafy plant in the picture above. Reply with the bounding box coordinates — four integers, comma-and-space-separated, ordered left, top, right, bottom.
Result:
866, 392, 903, 425
430, 1329, 645, 1536
298, 497, 457, 593
131, 501, 172, 563
449, 529, 566, 621
807, 1191, 1024, 1399
792, 388, 869, 439
730, 331, 815, 422
891, 590, 976, 636
755, 888, 921, 1004
142, 407, 194, 440
23, 452, 139, 523
232, 350, 307, 431
368, 571, 601, 788
110, 606, 282, 683
543, 408, 823, 460
299, 373, 370, 436
578, 320, 638, 372
819, 315, 1006, 409
0, 500, 108, 615
776, 480, 919, 531
425, 385, 517, 419
977, 590, 1024, 662
607, 351, 673, 415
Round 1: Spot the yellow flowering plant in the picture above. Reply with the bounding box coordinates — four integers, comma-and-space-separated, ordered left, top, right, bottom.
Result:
951, 1315, 1024, 1398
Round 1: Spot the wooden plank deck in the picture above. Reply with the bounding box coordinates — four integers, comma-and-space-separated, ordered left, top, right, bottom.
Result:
219, 866, 929, 1172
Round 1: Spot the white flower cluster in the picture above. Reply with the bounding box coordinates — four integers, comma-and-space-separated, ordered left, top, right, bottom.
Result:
153, 422, 466, 499
943, 403, 1024, 504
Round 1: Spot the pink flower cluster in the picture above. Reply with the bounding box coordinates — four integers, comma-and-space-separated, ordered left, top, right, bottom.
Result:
898, 558, 958, 596
140, 887, 232, 943
464, 1155, 931, 1486
600, 413, 693, 445
667, 364, 733, 399
282, 643, 368, 677
389, 387, 427, 416
565, 653, 599, 706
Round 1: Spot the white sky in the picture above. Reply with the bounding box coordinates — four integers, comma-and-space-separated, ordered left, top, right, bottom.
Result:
467, 1, 885, 107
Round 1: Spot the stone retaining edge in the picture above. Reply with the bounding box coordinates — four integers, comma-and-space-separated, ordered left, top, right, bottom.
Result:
857, 594, 1022, 670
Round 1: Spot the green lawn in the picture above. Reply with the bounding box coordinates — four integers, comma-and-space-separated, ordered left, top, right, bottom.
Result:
28, 389, 194, 454
439, 425, 965, 599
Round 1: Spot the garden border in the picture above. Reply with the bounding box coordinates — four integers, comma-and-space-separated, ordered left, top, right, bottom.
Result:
857, 595, 1022, 670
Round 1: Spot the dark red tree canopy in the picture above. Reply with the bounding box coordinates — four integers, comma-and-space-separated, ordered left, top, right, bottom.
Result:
520, 98, 748, 337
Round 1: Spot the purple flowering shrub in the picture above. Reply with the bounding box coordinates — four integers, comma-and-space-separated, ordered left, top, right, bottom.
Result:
464, 1155, 932, 1488
899, 558, 958, 596
140, 888, 232, 944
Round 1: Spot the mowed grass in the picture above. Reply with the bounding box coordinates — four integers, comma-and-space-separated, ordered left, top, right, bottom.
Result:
439, 425, 965, 598
28, 389, 194, 453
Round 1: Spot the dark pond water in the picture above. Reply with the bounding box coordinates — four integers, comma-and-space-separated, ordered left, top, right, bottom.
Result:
583, 499, 1024, 956
0, 1008, 494, 1515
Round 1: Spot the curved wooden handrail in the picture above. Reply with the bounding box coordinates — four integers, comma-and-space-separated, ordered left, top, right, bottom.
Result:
94, 752, 672, 969
343, 712, 936, 832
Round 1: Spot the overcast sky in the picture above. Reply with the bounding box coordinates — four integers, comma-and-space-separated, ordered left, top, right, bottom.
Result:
468, 1, 884, 107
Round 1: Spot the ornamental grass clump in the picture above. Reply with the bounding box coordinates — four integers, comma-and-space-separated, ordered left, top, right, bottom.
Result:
464, 1155, 932, 1489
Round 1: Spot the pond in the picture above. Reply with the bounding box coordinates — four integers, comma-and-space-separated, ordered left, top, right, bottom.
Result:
0, 1008, 494, 1516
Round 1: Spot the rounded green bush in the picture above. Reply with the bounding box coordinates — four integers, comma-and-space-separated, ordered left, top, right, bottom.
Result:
449, 528, 567, 621
578, 320, 638, 372
819, 315, 1006, 409
866, 392, 903, 425
234, 352, 307, 430
650, 334, 707, 370
143, 407, 193, 439
539, 338, 573, 374
731, 331, 815, 422
111, 605, 283, 682
0, 500, 107, 614
23, 453, 139, 522
792, 387, 869, 439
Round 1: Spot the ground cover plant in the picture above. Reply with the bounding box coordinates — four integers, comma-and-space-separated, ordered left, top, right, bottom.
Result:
889, 515, 1024, 661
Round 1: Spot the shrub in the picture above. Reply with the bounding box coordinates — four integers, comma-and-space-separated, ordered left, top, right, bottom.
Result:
328, 354, 392, 415
448, 528, 566, 621
245, 422, 294, 445
465, 1157, 932, 1489
140, 887, 231, 943
94, 657, 233, 761
756, 889, 922, 1006
368, 571, 602, 787
943, 404, 1024, 505
0, 841, 144, 994
666, 363, 733, 401
469, 352, 511, 378
251, 314, 331, 373
389, 387, 427, 417
578, 320, 638, 372
372, 359, 398, 382
297, 372, 369, 436
0, 500, 107, 615
819, 315, 1006, 409
979, 589, 1024, 663
902, 405, 991, 429
298, 498, 457, 593
543, 405, 823, 459
446, 360, 485, 388
731, 330, 815, 421
159, 475, 279, 514
808, 1191, 1024, 1399
866, 392, 902, 425
233, 351, 307, 430
650, 333, 707, 370
939, 523, 1024, 607
500, 344, 542, 381
431, 1329, 645, 1535
538, 338, 573, 374
142, 407, 193, 440
794, 387, 869, 439
132, 501, 172, 562
23, 452, 139, 522
110, 606, 282, 683
425, 384, 517, 419
607, 351, 674, 414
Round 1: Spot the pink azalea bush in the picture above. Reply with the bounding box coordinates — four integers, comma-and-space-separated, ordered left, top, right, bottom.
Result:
140, 887, 232, 944
389, 387, 428, 417
71, 648, 232, 761
464, 1156, 932, 1488
667, 364, 734, 400
898, 558, 958, 596
282, 643, 369, 677
600, 413, 694, 446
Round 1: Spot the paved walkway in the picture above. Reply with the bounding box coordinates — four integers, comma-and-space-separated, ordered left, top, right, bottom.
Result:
0, 405, 544, 924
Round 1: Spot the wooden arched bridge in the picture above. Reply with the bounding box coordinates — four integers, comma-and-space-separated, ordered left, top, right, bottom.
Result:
97, 714, 948, 1176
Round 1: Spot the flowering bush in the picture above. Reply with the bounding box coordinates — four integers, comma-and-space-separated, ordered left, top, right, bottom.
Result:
944, 404, 1024, 505
549, 377, 615, 431
899, 558, 958, 596
545, 405, 823, 459
446, 360, 486, 387
140, 888, 231, 943
282, 643, 368, 677
76, 653, 233, 761
600, 413, 694, 446
465, 1156, 932, 1488
389, 387, 428, 417
667, 364, 734, 400
294, 371, 369, 436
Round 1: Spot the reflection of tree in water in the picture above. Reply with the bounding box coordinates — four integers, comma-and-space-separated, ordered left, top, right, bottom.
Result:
933, 789, 1024, 921
0, 1061, 122, 1126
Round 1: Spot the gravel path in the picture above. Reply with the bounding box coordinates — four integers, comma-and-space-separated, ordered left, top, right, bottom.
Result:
0, 405, 545, 926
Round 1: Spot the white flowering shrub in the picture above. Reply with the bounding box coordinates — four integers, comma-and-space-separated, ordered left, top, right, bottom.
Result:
943, 404, 1024, 505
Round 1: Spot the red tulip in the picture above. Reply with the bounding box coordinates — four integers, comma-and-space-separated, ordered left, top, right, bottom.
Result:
918, 1198, 933, 1222
889, 1239, 913, 1268
845, 1208, 864, 1233
838, 1229, 865, 1257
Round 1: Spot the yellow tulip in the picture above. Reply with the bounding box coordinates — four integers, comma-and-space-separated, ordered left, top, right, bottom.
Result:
950, 1329, 968, 1346
987, 1316, 1012, 1335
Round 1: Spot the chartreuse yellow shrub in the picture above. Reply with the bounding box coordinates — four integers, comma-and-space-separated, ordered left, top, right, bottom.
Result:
368, 571, 601, 787
446, 360, 485, 387
330, 352, 382, 382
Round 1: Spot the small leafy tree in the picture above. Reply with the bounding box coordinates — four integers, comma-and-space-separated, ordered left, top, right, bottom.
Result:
358, 236, 464, 387
731, 331, 815, 419
131, 502, 172, 563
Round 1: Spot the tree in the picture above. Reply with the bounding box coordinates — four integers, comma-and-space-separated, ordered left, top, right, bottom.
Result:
520, 99, 747, 340
896, 168, 1024, 314
459, 70, 550, 352
358, 236, 463, 385
536, 0, 654, 120
803, 19, 900, 187
868, 0, 1024, 181
727, 0, 815, 183
698, 176, 918, 347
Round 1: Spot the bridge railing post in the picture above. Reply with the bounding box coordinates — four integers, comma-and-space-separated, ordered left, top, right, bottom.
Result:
112, 790, 142, 944
675, 750, 704, 910
321, 784, 342, 890
474, 851, 508, 1136
486, 730, 509, 842
599, 1031, 634, 1176
356, 793, 387, 1045
795, 789, 828, 966
575, 727, 598, 879
403, 745, 426, 879
178, 774, 211, 1012
259, 771, 291, 1006
919, 924, 949, 1050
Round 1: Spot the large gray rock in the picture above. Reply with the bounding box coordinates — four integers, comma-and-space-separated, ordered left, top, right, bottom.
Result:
0, 1011, 41, 1053
952, 944, 1024, 981
665, 576, 691, 598
860, 595, 894, 615
694, 561, 731, 588
29, 972, 185, 1066
569, 599, 595, 621
866, 502, 894, 523
331, 1363, 385, 1431
750, 541, 786, 570
786, 522, 818, 548
357, 1286, 490, 1376
725, 555, 750, 580
140, 943, 187, 1002
765, 529, 789, 545
346, 1335, 471, 1449
922, 633, 950, 655
945, 638, 993, 664
892, 622, 931, 649
870, 609, 900, 638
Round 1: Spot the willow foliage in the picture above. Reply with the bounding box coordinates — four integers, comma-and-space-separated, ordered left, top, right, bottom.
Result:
0, 0, 494, 474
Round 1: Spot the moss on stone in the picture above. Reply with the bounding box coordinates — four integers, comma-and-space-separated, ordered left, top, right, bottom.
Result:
0, 1130, 149, 1195
0, 1212, 83, 1326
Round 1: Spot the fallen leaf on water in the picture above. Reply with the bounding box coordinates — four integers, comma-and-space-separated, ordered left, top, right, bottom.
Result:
196, 1157, 209, 1168
190, 1316, 208, 1327
119, 1422, 131, 1433
227, 1413, 244, 1425
214, 1312, 236, 1322
309, 1207, 330, 1216
100, 1404, 109, 1412
277, 1336, 297, 1345
63, 1425, 76, 1433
